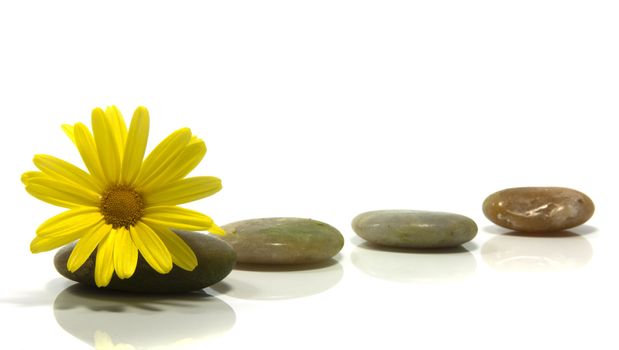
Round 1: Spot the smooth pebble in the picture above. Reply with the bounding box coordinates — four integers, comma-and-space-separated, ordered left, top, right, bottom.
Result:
54, 230, 236, 293
352, 210, 478, 248
483, 187, 594, 233
219, 218, 344, 264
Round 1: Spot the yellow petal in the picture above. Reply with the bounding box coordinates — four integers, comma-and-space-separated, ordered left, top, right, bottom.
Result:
209, 223, 226, 236
21, 171, 45, 185
62, 124, 76, 145
30, 217, 103, 253
74, 122, 106, 186
113, 227, 138, 279
36, 207, 101, 236
67, 222, 112, 272
26, 177, 101, 208
121, 107, 150, 185
92, 108, 121, 184
150, 224, 197, 271
95, 229, 117, 287
135, 128, 192, 188
141, 139, 206, 193
26, 185, 80, 208
144, 176, 221, 206
142, 206, 214, 231
130, 222, 172, 274
105, 106, 128, 156
33, 154, 102, 192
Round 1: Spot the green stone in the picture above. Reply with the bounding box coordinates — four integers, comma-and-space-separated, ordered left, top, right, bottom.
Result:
352, 210, 477, 248
219, 218, 344, 264
54, 230, 236, 293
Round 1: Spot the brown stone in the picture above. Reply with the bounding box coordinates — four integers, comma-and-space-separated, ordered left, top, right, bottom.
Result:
482, 187, 594, 233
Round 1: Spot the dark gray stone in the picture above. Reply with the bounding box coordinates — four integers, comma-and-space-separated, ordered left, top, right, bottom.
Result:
54, 230, 236, 293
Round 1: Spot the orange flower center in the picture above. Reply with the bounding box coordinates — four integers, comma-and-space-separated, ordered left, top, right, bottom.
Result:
100, 186, 144, 229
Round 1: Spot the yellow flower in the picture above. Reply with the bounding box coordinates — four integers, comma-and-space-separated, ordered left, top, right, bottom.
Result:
22, 106, 223, 287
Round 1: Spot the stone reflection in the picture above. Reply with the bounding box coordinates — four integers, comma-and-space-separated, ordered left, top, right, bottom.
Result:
54, 284, 236, 349
481, 231, 593, 272
351, 237, 477, 283
212, 260, 344, 300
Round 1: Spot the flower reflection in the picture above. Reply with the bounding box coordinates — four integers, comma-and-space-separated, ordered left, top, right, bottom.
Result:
54, 284, 235, 349
94, 331, 135, 350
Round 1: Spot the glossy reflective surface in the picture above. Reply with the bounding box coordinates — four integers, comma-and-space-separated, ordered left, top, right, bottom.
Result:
482, 231, 593, 272
351, 237, 477, 283
2, 224, 616, 350
54, 285, 235, 348
212, 260, 344, 300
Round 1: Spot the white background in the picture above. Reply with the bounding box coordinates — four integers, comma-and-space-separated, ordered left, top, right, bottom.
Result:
1, 1, 618, 349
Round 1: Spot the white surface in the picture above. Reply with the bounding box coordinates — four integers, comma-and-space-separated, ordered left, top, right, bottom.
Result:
1, 1, 618, 349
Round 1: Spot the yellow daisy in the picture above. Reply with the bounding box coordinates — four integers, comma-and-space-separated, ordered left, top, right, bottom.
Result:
22, 106, 223, 287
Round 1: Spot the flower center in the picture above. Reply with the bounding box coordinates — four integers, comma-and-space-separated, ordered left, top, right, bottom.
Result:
100, 186, 145, 229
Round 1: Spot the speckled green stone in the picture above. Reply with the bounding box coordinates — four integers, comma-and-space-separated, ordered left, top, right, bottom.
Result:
219, 218, 344, 264
54, 230, 236, 293
352, 210, 477, 248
